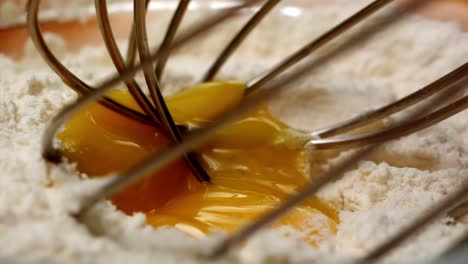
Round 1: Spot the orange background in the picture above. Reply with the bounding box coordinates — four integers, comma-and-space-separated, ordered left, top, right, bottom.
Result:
1, 0, 468, 59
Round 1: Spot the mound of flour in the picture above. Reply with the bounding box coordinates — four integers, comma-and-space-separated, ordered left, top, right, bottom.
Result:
1, 0, 468, 263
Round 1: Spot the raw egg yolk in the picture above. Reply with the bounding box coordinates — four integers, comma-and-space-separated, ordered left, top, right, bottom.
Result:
57, 81, 338, 245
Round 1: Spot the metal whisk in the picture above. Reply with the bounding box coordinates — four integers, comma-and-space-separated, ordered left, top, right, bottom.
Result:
26, 0, 468, 262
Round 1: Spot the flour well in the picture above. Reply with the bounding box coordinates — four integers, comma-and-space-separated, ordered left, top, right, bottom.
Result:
1, 1, 468, 263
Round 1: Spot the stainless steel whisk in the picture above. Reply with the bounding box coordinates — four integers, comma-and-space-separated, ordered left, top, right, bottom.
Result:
26, 0, 468, 262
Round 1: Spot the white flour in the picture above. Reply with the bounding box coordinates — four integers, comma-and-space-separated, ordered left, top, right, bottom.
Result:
1, 0, 468, 263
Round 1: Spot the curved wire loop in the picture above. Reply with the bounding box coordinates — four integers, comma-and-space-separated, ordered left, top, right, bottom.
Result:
134, 0, 210, 181
26, 0, 152, 134
95, 0, 161, 124
312, 61, 468, 138
126, 0, 195, 80
308, 62, 468, 149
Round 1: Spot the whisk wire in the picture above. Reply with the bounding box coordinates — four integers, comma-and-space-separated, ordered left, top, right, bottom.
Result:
134, 0, 210, 181
155, 0, 191, 80
245, 0, 394, 94
361, 170, 468, 262
309, 65, 468, 149
125, 0, 150, 67
203, 0, 280, 81
27, 0, 152, 130
95, 0, 162, 125
312, 62, 468, 138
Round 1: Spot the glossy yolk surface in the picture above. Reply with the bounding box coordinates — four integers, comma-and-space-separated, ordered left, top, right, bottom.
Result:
58, 81, 338, 244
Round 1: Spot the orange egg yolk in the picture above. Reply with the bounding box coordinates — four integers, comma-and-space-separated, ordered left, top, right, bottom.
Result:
57, 81, 338, 245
